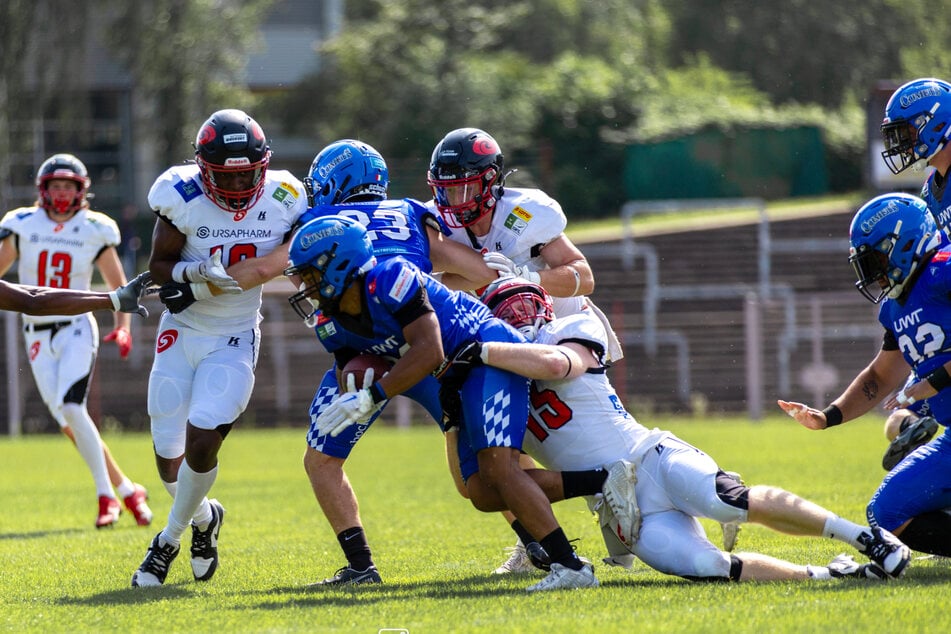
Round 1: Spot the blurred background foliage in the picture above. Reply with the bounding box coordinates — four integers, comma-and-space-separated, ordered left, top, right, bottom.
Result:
2, 0, 950, 219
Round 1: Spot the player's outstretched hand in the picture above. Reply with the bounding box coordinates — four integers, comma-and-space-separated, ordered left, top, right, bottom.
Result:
109, 272, 151, 317
483, 252, 541, 284
777, 399, 828, 430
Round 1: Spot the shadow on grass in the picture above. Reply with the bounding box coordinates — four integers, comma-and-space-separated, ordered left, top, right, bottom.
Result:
0, 528, 83, 541
56, 584, 196, 605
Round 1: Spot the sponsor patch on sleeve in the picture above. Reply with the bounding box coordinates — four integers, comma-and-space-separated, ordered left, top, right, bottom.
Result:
388, 268, 416, 303
272, 186, 298, 209
174, 178, 203, 202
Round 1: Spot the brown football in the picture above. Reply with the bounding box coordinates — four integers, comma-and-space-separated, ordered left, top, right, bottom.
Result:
341, 353, 392, 389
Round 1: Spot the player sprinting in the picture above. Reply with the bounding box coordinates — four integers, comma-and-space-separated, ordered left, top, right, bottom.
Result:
0, 153, 153, 529
131, 109, 306, 587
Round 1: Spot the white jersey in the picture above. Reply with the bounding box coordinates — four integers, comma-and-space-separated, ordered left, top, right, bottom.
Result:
441, 187, 587, 318
522, 313, 669, 471
0, 205, 120, 326
148, 163, 306, 333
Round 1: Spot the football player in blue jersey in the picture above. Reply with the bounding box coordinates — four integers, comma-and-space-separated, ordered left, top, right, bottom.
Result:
877, 78, 951, 467
290, 140, 502, 586
780, 193, 951, 559
286, 213, 610, 591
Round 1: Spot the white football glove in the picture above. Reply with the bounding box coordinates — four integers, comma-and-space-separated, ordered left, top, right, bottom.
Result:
483, 252, 541, 284
179, 251, 242, 294
316, 386, 386, 437
343, 368, 375, 393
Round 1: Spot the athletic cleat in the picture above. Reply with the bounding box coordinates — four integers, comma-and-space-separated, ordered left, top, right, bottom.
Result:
720, 471, 745, 551
95, 496, 121, 528
123, 484, 153, 526
312, 565, 382, 586
601, 460, 640, 548
494, 541, 535, 574
132, 533, 180, 587
826, 554, 888, 581
882, 415, 939, 471
190, 499, 225, 581
857, 527, 911, 579
526, 562, 599, 592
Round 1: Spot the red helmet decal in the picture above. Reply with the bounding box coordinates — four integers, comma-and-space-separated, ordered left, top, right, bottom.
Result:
472, 137, 499, 155
251, 121, 265, 141
197, 124, 217, 146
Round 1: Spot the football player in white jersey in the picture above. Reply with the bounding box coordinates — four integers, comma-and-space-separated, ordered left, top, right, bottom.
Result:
427, 127, 622, 572
131, 110, 306, 587
0, 153, 154, 530
459, 277, 913, 582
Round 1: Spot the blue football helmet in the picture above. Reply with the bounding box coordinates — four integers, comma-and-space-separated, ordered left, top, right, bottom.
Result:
881, 78, 951, 175
284, 215, 376, 319
849, 193, 942, 303
303, 139, 388, 207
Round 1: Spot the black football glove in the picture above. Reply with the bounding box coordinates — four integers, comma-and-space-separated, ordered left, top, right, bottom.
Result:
109, 271, 151, 317
158, 281, 197, 314
432, 341, 484, 380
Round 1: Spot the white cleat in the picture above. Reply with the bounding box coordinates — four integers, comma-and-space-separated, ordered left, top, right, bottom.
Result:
526, 562, 599, 592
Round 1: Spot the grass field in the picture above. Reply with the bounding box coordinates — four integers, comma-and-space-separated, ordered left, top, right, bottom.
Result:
1, 414, 948, 633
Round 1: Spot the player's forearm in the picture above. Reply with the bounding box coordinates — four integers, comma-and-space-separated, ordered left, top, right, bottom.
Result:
538, 259, 594, 298
17, 286, 113, 316
482, 342, 570, 380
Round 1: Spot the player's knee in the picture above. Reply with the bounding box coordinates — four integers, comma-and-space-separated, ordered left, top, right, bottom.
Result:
884, 410, 916, 442
303, 447, 343, 478
680, 552, 738, 582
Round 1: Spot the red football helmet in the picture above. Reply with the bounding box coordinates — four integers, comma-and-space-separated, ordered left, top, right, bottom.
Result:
480, 276, 554, 340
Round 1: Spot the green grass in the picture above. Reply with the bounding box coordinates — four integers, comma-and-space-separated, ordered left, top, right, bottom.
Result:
1, 415, 947, 633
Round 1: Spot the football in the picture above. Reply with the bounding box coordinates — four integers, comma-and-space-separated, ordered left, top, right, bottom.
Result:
341, 353, 392, 389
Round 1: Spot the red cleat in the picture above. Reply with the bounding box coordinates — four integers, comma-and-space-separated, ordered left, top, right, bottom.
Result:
96, 496, 121, 528
123, 484, 153, 527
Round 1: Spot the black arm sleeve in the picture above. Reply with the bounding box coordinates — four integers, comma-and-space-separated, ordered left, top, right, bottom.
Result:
392, 285, 434, 329
882, 329, 899, 351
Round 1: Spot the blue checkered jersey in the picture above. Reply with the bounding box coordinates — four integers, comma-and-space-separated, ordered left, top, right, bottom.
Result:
878, 246, 951, 423
296, 198, 441, 273
314, 256, 495, 358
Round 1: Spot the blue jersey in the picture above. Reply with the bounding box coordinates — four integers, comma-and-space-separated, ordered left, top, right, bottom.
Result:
296, 198, 440, 273
314, 256, 498, 358
921, 172, 951, 237
878, 246, 951, 424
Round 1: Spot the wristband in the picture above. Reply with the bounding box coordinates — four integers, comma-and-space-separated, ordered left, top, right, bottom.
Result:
821, 404, 843, 427
190, 282, 213, 301
557, 349, 573, 378
567, 266, 582, 297
926, 366, 951, 391
108, 290, 121, 311
172, 261, 191, 283
368, 382, 388, 404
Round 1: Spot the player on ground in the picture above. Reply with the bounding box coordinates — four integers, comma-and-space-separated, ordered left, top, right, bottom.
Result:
779, 193, 951, 559
131, 109, 306, 586
0, 153, 153, 529
458, 276, 912, 581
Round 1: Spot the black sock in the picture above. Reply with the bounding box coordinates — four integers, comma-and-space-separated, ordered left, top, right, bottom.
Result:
561, 469, 607, 499
510, 519, 536, 545
337, 526, 374, 571
540, 527, 583, 570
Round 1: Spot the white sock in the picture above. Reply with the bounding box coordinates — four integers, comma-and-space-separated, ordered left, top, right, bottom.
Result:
61, 404, 113, 498
822, 515, 867, 549
116, 478, 135, 499
164, 462, 217, 542
162, 479, 178, 499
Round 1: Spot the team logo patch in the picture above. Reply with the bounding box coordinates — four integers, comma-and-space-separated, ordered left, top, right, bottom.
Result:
933, 251, 951, 263
29, 340, 41, 362
156, 329, 179, 353
387, 268, 415, 303
503, 212, 528, 235
512, 206, 532, 222
174, 178, 203, 202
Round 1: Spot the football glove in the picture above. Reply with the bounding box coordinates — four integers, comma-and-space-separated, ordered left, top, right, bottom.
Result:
108, 271, 151, 317
176, 251, 242, 294
103, 327, 132, 359
315, 387, 386, 437
157, 281, 203, 314
432, 341, 485, 380
483, 252, 541, 284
